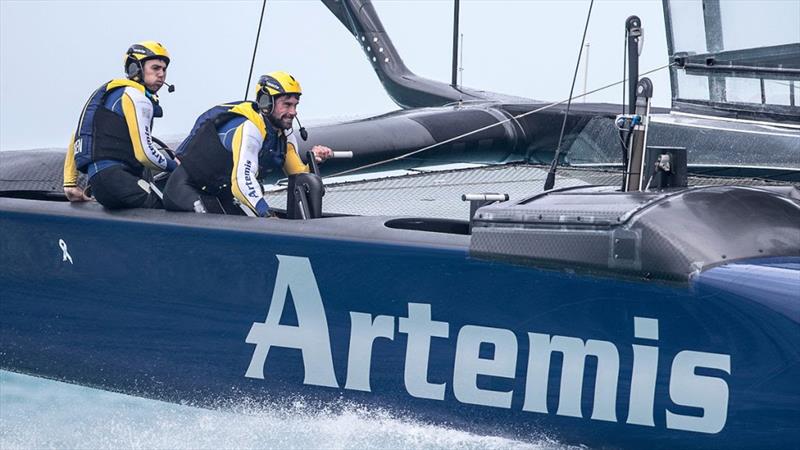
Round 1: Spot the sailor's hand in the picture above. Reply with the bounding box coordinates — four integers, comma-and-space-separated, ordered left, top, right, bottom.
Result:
311, 145, 333, 163
64, 186, 92, 202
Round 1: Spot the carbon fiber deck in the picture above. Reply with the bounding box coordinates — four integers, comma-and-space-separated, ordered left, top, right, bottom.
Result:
0, 150, 81, 193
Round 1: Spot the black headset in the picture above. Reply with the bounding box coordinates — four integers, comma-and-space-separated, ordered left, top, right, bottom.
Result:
126, 60, 143, 81
256, 89, 274, 113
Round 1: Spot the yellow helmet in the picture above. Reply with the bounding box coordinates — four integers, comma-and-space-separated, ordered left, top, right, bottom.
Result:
124, 41, 170, 79
255, 71, 302, 100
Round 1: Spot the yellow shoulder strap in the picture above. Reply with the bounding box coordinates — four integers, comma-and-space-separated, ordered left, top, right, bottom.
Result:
228, 102, 267, 139
106, 78, 146, 93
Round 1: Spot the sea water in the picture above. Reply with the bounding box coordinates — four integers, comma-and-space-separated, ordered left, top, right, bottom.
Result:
0, 371, 575, 449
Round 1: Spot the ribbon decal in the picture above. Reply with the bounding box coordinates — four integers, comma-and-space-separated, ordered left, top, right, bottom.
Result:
58, 239, 73, 264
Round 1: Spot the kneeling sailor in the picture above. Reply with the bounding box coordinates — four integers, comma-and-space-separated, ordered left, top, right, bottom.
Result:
63, 41, 178, 208
163, 71, 331, 217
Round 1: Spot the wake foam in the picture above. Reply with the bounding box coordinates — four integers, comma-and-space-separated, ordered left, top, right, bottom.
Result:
1, 371, 579, 449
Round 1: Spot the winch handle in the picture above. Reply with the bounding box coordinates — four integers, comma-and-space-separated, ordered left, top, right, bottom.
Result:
306, 151, 320, 176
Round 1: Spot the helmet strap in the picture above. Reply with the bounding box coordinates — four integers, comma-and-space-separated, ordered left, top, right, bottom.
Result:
265, 106, 285, 130
266, 111, 281, 129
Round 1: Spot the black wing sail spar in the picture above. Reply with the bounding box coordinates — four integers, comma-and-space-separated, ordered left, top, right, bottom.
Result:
321, 0, 530, 107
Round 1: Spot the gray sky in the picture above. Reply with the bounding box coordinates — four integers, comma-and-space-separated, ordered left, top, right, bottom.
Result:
0, 0, 671, 151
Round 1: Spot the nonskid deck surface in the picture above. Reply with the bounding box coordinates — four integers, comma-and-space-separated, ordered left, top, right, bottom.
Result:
265, 162, 795, 220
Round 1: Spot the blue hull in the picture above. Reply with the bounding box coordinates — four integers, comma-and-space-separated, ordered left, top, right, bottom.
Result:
1, 198, 798, 448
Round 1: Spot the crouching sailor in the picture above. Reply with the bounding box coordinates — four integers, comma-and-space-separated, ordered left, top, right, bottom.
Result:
63, 41, 178, 208
163, 71, 332, 217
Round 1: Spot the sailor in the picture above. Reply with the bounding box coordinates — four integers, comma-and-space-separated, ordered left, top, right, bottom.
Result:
162, 71, 332, 217
62, 41, 179, 208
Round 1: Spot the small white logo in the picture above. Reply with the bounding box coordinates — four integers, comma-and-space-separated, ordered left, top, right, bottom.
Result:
58, 239, 73, 264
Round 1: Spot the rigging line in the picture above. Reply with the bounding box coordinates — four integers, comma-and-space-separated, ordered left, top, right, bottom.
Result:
771, 80, 798, 88
543, 0, 595, 191
317, 62, 677, 181
244, 0, 268, 101
619, 26, 630, 190
622, 28, 627, 116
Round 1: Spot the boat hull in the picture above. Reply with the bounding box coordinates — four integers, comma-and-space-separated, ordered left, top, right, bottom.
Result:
1, 198, 798, 448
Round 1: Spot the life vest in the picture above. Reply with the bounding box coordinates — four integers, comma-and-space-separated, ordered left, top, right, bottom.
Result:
72, 79, 158, 173
176, 101, 287, 192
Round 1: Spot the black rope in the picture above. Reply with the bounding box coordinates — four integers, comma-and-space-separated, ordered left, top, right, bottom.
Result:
244, 0, 268, 100
543, 0, 595, 191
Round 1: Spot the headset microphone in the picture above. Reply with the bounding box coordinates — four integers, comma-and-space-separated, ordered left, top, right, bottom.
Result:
296, 116, 308, 141
163, 82, 176, 93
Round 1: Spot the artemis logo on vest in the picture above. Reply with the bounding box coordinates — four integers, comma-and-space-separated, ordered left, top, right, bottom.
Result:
245, 255, 731, 434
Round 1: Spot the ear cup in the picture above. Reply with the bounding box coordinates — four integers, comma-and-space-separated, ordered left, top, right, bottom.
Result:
257, 93, 273, 113
126, 62, 140, 79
